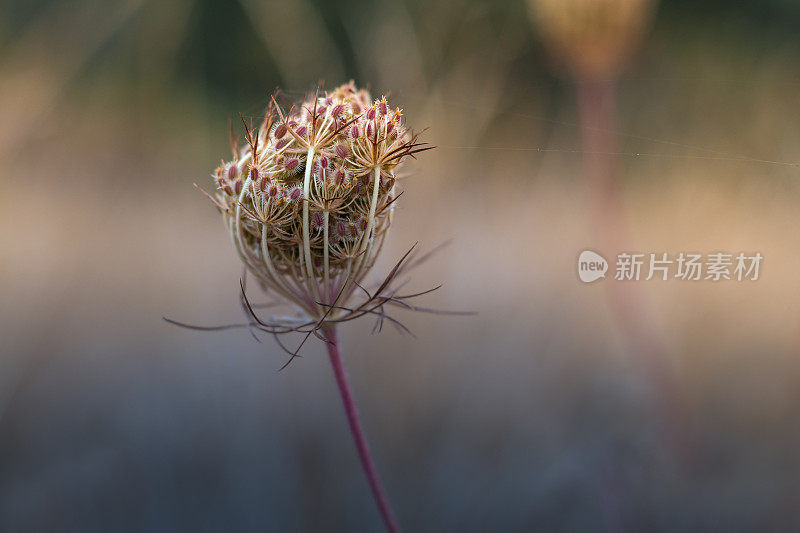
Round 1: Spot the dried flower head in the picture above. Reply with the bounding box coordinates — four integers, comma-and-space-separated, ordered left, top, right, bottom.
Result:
528, 0, 655, 80
197, 82, 439, 360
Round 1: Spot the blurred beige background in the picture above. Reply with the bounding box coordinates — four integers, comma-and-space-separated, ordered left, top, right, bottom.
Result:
1, 0, 800, 531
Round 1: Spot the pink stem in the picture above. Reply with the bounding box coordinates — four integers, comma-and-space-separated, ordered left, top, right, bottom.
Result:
576, 78, 691, 463
323, 326, 401, 533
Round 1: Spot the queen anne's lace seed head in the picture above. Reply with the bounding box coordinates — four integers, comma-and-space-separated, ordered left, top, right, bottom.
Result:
529, 0, 654, 81
210, 82, 429, 322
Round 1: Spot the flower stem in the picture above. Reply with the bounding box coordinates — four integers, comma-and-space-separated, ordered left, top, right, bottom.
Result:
322, 326, 401, 533
576, 78, 691, 463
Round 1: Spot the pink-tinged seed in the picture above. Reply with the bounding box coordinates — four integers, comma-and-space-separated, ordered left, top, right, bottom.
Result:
234, 181, 243, 195
289, 187, 302, 201
295, 126, 307, 137
366, 107, 376, 120
336, 221, 347, 237
312, 212, 324, 228
249, 167, 259, 182
379, 100, 388, 115
274, 124, 287, 139
350, 125, 360, 139
284, 158, 299, 171
275, 139, 288, 150
335, 144, 348, 158
331, 104, 344, 117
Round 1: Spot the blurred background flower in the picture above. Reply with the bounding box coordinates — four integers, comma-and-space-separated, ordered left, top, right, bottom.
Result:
2, 0, 800, 531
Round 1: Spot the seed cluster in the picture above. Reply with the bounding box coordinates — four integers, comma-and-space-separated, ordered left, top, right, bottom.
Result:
210, 82, 427, 319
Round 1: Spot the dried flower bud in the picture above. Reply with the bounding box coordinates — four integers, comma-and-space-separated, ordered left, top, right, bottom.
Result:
334, 167, 348, 186
348, 220, 360, 239
288, 186, 302, 202
311, 212, 325, 231
284, 158, 300, 172
336, 220, 347, 239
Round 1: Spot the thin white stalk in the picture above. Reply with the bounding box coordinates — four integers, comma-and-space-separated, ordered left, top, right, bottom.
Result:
302, 145, 322, 308
234, 175, 254, 267
360, 166, 382, 255
228, 202, 290, 308
323, 210, 331, 304
295, 241, 318, 311
229, 218, 282, 299
229, 214, 259, 272
260, 225, 310, 313
349, 166, 382, 286
318, 112, 334, 140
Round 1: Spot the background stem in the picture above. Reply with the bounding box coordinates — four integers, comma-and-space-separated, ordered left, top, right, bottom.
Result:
323, 326, 401, 533
576, 78, 692, 464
